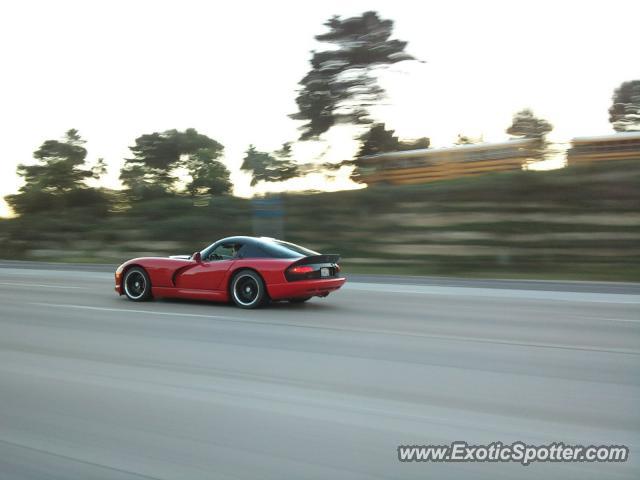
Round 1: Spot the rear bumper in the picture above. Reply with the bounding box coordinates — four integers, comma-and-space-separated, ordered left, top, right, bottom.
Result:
267, 277, 346, 300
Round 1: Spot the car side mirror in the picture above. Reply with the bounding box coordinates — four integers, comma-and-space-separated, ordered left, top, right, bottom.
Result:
192, 251, 202, 263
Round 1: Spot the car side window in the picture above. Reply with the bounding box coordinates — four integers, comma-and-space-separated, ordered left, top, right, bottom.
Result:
237, 243, 270, 258
207, 243, 242, 261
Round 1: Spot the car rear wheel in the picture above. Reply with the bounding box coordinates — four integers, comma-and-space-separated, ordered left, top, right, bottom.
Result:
123, 267, 152, 301
230, 270, 267, 309
289, 297, 311, 304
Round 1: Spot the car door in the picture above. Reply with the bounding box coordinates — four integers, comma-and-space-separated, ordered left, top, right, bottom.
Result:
175, 243, 240, 291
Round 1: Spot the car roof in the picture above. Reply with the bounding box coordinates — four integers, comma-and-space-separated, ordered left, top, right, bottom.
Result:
217, 236, 277, 245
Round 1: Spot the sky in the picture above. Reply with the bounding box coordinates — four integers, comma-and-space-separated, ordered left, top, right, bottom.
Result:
0, 0, 638, 217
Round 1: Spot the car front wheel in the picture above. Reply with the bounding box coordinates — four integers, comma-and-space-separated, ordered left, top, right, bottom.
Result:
123, 267, 152, 301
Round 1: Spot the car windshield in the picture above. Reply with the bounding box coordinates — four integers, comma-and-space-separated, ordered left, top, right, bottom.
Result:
259, 239, 319, 258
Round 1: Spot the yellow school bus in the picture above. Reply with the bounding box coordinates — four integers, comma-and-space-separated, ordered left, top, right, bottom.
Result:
355, 138, 539, 186
567, 132, 640, 165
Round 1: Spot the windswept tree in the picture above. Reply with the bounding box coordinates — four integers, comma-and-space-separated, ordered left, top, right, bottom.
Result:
609, 80, 640, 132
241, 144, 299, 186
6, 129, 108, 215
506, 109, 553, 139
291, 11, 417, 140
120, 128, 230, 199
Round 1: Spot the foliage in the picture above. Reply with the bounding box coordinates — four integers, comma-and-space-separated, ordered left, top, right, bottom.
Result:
291, 11, 416, 140
6, 129, 109, 215
356, 123, 400, 157
505, 109, 552, 161
184, 148, 232, 196
15, 129, 91, 191
609, 80, 640, 132
120, 128, 230, 198
455, 134, 477, 145
506, 109, 553, 139
241, 144, 299, 186
2, 161, 638, 282
356, 123, 431, 157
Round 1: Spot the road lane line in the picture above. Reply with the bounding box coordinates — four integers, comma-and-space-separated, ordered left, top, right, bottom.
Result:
599, 317, 640, 324
29, 302, 234, 320
0, 438, 163, 480
345, 283, 640, 304
0, 282, 84, 289
27, 302, 640, 355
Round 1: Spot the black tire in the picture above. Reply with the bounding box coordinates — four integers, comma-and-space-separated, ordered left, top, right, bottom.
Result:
230, 270, 267, 309
289, 297, 311, 304
123, 267, 152, 301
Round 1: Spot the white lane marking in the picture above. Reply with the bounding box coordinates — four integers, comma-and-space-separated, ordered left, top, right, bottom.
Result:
345, 283, 640, 304
26, 302, 640, 355
598, 318, 640, 324
0, 268, 110, 280
0, 282, 84, 289
29, 303, 234, 320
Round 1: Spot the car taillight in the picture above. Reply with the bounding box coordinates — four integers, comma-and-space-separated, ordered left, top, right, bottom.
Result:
289, 265, 314, 274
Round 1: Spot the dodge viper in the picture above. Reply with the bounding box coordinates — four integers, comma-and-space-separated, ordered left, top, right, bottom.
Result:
115, 236, 345, 308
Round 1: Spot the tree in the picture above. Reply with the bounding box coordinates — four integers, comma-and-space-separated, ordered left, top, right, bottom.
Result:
92, 157, 108, 179
609, 80, 640, 132
506, 109, 553, 162
291, 11, 416, 140
356, 123, 400, 157
184, 148, 232, 196
120, 128, 230, 198
120, 130, 187, 197
6, 129, 108, 215
506, 109, 553, 139
18, 129, 92, 192
241, 144, 300, 186
455, 134, 475, 145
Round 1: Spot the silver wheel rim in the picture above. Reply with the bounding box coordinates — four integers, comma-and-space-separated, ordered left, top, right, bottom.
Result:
124, 270, 146, 300
232, 274, 260, 306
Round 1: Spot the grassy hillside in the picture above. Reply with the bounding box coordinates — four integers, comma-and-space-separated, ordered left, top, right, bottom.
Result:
2, 160, 639, 281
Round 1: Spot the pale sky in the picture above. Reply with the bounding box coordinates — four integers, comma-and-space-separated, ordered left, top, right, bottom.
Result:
1, 0, 638, 216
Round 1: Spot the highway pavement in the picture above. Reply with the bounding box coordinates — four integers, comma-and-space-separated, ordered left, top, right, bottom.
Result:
0, 264, 638, 479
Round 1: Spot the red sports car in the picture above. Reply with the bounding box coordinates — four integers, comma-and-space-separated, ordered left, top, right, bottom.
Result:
115, 236, 345, 309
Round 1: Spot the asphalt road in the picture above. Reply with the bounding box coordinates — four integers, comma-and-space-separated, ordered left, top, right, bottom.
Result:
0, 265, 638, 479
